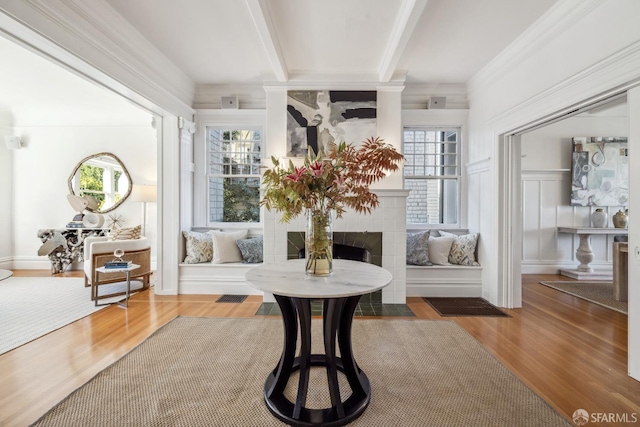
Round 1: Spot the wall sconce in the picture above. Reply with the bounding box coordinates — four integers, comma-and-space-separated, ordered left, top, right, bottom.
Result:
5, 136, 22, 150
130, 184, 157, 236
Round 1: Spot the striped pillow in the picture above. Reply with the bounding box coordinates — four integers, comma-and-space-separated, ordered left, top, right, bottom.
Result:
109, 225, 142, 241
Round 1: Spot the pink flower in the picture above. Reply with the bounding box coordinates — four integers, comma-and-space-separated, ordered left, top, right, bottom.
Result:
309, 161, 323, 177
285, 166, 307, 182
333, 175, 345, 187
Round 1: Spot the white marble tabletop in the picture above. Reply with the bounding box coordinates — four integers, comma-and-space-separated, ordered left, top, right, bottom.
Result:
245, 259, 392, 298
558, 226, 628, 235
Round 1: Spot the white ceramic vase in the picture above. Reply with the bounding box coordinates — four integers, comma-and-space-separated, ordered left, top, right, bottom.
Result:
591, 209, 608, 228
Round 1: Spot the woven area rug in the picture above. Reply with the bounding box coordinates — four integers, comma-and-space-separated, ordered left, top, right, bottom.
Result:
539, 281, 627, 314
0, 277, 140, 355
32, 317, 570, 427
423, 297, 510, 317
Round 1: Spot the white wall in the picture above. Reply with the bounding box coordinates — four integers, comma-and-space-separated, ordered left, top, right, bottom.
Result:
0, 115, 13, 268
521, 109, 628, 273
11, 125, 157, 270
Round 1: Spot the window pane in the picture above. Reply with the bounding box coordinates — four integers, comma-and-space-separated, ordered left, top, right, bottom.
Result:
208, 177, 260, 223
207, 127, 261, 223
405, 178, 458, 225
403, 126, 460, 225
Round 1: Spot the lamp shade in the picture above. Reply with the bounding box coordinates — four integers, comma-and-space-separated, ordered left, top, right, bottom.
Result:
130, 184, 157, 203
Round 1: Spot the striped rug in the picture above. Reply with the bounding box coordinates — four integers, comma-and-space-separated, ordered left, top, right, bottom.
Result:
0, 277, 142, 355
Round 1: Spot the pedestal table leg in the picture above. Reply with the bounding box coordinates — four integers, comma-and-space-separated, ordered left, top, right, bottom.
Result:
576, 233, 594, 272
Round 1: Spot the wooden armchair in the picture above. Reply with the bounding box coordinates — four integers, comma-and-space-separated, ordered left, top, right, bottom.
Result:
84, 236, 152, 301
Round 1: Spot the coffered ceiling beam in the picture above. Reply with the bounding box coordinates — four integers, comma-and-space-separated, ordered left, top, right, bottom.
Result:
378, 0, 429, 83
245, 0, 288, 82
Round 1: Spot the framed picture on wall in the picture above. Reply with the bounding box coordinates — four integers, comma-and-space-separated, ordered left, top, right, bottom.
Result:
286, 90, 377, 157
570, 136, 629, 206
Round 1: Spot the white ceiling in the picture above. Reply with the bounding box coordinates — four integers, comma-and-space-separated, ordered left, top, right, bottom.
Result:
104, 0, 559, 85
1, 0, 562, 125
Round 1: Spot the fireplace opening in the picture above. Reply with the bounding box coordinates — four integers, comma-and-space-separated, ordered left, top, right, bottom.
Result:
296, 244, 372, 264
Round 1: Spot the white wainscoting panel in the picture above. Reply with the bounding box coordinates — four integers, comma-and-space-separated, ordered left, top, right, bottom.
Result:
521, 169, 626, 274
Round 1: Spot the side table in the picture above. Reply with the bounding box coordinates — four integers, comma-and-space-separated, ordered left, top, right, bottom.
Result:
245, 259, 392, 426
94, 264, 140, 308
557, 227, 628, 280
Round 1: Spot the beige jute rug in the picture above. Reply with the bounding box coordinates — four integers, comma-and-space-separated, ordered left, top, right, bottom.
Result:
32, 317, 571, 427
539, 281, 627, 314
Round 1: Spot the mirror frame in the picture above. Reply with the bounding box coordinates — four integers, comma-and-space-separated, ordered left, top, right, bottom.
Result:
68, 152, 133, 214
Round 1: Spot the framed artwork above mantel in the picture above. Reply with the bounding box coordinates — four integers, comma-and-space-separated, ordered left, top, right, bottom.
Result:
570, 136, 628, 207
286, 90, 377, 157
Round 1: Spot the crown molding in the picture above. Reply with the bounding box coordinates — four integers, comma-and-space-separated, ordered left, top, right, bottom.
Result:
490, 40, 640, 135
468, 0, 603, 96
0, 0, 195, 117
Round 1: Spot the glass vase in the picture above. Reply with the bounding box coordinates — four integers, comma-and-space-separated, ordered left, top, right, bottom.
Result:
305, 207, 333, 276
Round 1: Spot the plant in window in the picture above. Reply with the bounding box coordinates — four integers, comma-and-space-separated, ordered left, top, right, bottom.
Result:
261, 136, 403, 275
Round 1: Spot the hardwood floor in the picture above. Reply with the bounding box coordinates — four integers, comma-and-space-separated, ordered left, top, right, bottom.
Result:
1, 271, 639, 426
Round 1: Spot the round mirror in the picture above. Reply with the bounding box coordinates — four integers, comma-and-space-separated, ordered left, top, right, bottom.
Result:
68, 152, 132, 214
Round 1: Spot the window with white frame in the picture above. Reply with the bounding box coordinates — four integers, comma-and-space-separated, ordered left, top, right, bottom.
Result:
207, 127, 261, 223
403, 127, 460, 225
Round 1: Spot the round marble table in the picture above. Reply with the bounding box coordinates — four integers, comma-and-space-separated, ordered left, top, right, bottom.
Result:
245, 259, 392, 426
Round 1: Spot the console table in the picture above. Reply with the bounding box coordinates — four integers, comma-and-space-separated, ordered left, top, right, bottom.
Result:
557, 227, 628, 280
37, 228, 109, 274
245, 259, 392, 426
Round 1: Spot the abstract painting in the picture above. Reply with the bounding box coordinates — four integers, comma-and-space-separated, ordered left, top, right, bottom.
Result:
570, 136, 628, 206
286, 90, 377, 157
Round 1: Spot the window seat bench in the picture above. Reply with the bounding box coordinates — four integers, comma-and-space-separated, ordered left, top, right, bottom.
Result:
178, 262, 483, 298
405, 228, 482, 298
178, 262, 264, 295
406, 264, 483, 298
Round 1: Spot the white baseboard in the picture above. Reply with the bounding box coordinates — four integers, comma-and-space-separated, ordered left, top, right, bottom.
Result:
521, 261, 612, 275
406, 283, 482, 297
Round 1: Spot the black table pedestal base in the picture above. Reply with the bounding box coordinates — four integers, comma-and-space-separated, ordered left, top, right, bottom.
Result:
265, 295, 370, 427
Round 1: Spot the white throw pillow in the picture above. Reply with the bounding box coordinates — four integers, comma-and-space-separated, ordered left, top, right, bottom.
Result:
210, 230, 248, 264
426, 235, 455, 265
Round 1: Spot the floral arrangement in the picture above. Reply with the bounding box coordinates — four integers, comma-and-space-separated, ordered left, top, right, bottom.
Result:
261, 136, 404, 222
261, 136, 403, 275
